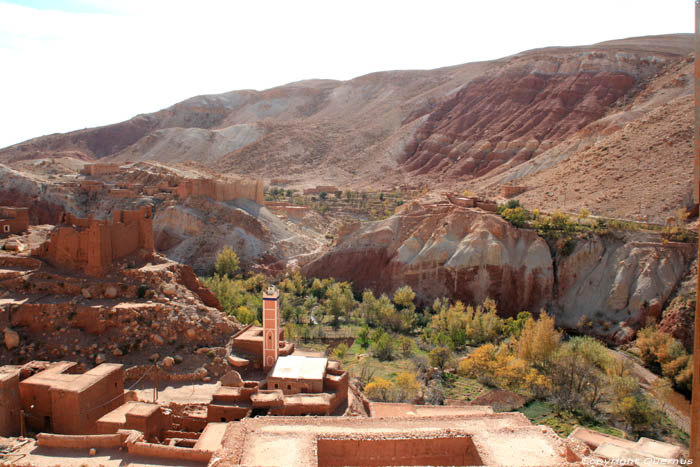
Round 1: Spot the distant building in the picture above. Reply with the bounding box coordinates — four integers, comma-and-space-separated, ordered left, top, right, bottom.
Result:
80, 163, 121, 176
0, 207, 29, 237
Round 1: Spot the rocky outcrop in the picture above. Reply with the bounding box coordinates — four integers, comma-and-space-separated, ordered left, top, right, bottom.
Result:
304, 202, 554, 316
659, 296, 695, 352
0, 245, 240, 366
305, 205, 695, 343
552, 235, 694, 343
154, 197, 324, 272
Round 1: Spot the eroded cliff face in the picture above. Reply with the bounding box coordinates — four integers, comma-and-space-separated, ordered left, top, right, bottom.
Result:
154, 197, 325, 272
552, 235, 694, 342
304, 205, 695, 342
304, 202, 554, 316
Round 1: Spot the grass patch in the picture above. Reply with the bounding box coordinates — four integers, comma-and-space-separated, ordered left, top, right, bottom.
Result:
442, 373, 487, 401
518, 400, 624, 438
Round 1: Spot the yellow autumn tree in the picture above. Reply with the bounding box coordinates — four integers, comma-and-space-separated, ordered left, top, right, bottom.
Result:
516, 311, 561, 370
395, 372, 420, 402
457, 343, 497, 385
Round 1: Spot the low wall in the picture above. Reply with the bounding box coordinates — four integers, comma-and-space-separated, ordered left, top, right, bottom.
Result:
316, 436, 483, 467
128, 441, 212, 463
36, 433, 123, 449
325, 369, 349, 414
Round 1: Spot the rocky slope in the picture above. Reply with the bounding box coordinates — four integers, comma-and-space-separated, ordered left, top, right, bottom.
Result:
0, 36, 692, 222
154, 196, 325, 272
0, 229, 241, 374
470, 56, 694, 224
304, 204, 695, 343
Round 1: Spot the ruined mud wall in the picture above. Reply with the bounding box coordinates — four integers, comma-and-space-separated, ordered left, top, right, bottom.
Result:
34, 206, 154, 276
176, 177, 264, 205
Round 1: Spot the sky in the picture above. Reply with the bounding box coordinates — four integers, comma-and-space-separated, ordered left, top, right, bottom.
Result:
0, 0, 693, 149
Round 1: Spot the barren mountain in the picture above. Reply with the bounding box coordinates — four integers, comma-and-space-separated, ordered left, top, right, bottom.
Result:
0, 35, 693, 224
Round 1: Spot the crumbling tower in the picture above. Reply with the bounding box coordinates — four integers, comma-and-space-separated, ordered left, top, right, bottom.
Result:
262, 285, 280, 371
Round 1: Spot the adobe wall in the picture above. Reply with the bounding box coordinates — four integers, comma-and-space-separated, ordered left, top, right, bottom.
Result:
176, 177, 264, 205
0, 369, 21, 436
232, 326, 286, 359
36, 432, 123, 449
80, 163, 121, 176
128, 441, 213, 463
207, 404, 250, 422
267, 376, 323, 395
316, 436, 483, 467
125, 408, 168, 441
171, 414, 208, 432
109, 189, 138, 198
50, 366, 124, 434
33, 206, 154, 277
500, 185, 527, 198
476, 200, 498, 212
325, 370, 349, 414
20, 380, 57, 432
269, 398, 330, 416
0, 207, 29, 237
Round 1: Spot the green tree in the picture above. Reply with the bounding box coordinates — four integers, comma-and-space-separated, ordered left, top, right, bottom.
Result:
393, 285, 416, 311
429, 346, 452, 370
371, 333, 395, 361
357, 325, 371, 349
323, 282, 357, 327
215, 246, 240, 278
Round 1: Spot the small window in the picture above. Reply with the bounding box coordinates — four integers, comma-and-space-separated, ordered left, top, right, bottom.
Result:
2, 225, 9, 233
221, 417, 226, 422
274, 383, 279, 389
287, 385, 291, 391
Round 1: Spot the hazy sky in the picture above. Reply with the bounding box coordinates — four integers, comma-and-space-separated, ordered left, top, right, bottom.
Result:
0, 0, 693, 149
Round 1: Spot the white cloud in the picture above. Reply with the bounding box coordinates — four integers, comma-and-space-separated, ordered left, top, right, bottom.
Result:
0, 0, 693, 148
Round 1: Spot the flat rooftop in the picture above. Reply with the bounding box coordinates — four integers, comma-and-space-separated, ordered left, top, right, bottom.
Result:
97, 401, 160, 426
21, 362, 122, 393
0, 365, 20, 383
270, 355, 327, 381
216, 413, 578, 466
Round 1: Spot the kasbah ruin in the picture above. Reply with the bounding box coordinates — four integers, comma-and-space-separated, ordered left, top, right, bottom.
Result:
2, 11, 700, 467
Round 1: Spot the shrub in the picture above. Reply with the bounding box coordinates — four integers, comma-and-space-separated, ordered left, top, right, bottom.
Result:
371, 333, 395, 361
398, 336, 416, 358
501, 207, 530, 227
332, 343, 349, 360
365, 377, 395, 401
215, 246, 240, 278
429, 346, 452, 370
357, 326, 371, 349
